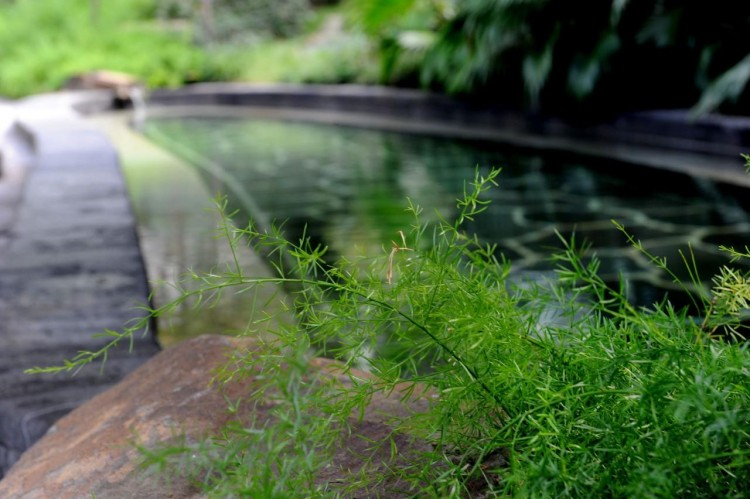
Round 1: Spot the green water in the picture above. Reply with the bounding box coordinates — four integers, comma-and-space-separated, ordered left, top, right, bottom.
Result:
142, 115, 750, 315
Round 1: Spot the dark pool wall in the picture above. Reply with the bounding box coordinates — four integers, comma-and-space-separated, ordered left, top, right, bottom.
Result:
148, 83, 750, 165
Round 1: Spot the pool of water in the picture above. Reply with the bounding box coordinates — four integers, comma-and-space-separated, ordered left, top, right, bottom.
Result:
140, 113, 750, 317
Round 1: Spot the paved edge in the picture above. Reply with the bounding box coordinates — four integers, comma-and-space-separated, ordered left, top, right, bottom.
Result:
0, 90, 160, 478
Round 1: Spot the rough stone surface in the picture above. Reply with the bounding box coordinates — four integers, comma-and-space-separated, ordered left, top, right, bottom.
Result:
64, 70, 142, 102
0, 334, 433, 498
0, 95, 159, 477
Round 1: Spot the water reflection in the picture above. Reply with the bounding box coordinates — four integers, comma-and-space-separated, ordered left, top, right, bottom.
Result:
142, 116, 750, 315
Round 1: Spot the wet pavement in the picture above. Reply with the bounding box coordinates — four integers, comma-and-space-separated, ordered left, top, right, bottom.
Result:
0, 92, 159, 477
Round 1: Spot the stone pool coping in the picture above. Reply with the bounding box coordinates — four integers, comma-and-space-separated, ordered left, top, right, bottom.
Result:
146, 82, 750, 187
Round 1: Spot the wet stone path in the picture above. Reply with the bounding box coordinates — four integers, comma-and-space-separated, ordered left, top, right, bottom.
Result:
0, 97, 159, 477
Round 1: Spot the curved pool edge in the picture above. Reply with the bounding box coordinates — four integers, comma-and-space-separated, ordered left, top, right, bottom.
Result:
146, 83, 750, 188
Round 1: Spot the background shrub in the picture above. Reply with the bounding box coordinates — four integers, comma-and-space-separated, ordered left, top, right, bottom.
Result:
348, 0, 750, 117
168, 0, 314, 44
0, 0, 238, 97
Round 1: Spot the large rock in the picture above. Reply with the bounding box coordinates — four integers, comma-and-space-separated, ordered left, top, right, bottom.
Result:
0, 334, 433, 498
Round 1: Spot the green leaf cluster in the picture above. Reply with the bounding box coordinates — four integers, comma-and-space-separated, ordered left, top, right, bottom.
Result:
348, 0, 750, 116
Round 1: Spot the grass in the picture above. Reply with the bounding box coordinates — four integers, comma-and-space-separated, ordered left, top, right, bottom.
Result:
0, 0, 379, 99
28, 160, 750, 496
0, 0, 228, 97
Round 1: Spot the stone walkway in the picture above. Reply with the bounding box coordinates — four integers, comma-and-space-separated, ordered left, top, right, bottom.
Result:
0, 92, 159, 477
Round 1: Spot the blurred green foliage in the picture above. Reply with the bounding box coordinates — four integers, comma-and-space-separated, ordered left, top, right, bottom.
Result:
0, 0, 237, 97
226, 35, 378, 85
348, 0, 750, 116
2, 0, 747, 118
158, 0, 313, 44
0, 0, 373, 98
344, 0, 443, 86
